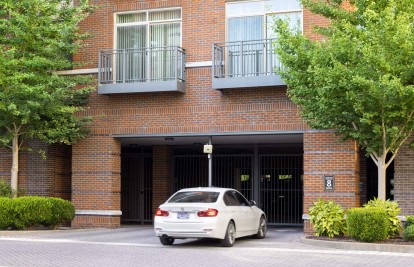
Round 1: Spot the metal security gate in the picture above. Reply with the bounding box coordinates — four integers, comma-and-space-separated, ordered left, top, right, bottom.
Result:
260, 154, 303, 225
121, 153, 152, 224
173, 155, 252, 200
172, 150, 303, 226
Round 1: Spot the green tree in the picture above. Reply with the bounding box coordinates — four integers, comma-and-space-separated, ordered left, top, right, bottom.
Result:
0, 0, 94, 198
274, 0, 414, 200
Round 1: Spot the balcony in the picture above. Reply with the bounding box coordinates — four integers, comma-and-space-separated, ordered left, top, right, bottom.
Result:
212, 39, 285, 90
98, 46, 186, 94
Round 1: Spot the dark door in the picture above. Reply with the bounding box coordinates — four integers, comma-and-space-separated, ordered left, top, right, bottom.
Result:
121, 153, 152, 224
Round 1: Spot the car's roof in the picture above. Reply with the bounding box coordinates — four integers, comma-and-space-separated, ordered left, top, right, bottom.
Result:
177, 187, 235, 193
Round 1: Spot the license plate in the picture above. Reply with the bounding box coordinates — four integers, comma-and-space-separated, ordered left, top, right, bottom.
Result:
177, 212, 189, 219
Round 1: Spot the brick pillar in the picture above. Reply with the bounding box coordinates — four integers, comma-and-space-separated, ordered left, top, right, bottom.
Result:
152, 145, 172, 215
71, 135, 121, 228
394, 133, 414, 215
303, 131, 360, 234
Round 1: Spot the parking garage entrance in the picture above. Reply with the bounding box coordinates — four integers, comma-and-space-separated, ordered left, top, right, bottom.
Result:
173, 145, 303, 226
120, 135, 304, 226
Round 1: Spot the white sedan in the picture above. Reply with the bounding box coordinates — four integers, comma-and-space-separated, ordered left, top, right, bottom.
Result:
154, 187, 267, 247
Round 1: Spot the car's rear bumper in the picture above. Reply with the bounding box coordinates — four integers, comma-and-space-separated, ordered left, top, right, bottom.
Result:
154, 219, 226, 239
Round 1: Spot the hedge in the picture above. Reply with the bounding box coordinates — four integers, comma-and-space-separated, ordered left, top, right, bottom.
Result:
0, 196, 75, 230
346, 207, 389, 242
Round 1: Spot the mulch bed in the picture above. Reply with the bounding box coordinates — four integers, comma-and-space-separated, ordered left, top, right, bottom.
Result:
306, 235, 414, 246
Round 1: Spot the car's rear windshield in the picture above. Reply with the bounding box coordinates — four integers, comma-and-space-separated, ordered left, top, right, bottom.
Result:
168, 191, 220, 203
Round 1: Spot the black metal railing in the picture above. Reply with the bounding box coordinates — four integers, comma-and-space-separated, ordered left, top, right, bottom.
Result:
99, 46, 186, 85
213, 39, 281, 79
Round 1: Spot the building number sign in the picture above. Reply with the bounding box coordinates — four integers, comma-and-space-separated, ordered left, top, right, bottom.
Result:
324, 175, 334, 191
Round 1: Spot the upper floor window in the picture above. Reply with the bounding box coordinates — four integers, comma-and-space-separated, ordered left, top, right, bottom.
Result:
226, 0, 302, 42
115, 8, 181, 50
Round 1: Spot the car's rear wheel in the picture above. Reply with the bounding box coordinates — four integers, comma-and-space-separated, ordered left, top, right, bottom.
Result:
220, 221, 236, 247
253, 216, 267, 239
159, 236, 175, 245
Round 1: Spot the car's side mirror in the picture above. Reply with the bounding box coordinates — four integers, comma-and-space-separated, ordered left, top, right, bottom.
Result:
249, 200, 257, 206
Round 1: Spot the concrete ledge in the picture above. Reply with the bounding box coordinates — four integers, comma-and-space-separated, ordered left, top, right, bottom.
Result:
301, 237, 414, 254
75, 210, 122, 216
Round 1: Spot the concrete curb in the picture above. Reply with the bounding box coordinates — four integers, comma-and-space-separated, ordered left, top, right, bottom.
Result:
301, 237, 414, 254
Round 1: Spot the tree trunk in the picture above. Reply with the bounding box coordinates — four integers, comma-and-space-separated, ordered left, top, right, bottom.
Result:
377, 156, 387, 200
10, 133, 19, 199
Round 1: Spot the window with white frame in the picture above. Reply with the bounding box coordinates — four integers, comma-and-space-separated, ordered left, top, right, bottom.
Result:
224, 0, 302, 77
226, 0, 302, 42
114, 8, 181, 82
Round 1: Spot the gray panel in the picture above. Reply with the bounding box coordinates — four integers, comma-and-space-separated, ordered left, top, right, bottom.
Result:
212, 75, 285, 90
98, 80, 186, 94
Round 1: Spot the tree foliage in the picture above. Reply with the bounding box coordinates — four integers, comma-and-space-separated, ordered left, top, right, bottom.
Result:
0, 0, 94, 196
274, 0, 414, 199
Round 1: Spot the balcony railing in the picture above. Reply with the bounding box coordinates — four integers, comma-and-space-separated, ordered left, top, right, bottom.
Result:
98, 46, 186, 94
212, 39, 285, 89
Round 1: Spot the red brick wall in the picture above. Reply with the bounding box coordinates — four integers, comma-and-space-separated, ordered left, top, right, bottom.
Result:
71, 135, 121, 228
394, 134, 414, 216
303, 131, 360, 233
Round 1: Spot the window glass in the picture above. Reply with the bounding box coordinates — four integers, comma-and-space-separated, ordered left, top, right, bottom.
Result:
227, 0, 302, 41
115, 8, 181, 82
228, 16, 263, 42
223, 191, 240, 206
149, 9, 181, 21
168, 191, 220, 203
234, 191, 250, 206
117, 12, 146, 24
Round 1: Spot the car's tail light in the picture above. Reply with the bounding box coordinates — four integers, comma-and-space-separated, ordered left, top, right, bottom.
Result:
197, 208, 219, 217
155, 208, 169, 217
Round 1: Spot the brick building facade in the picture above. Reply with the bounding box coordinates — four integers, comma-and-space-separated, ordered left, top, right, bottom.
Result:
0, 0, 413, 229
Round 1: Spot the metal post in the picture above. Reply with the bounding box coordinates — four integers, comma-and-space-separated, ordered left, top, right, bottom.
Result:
208, 136, 212, 187
122, 49, 126, 83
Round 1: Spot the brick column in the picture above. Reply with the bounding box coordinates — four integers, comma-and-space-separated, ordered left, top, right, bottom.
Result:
152, 146, 172, 215
394, 133, 414, 215
71, 135, 121, 228
303, 131, 360, 233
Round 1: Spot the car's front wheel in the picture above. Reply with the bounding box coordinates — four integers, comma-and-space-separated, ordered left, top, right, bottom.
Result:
159, 236, 175, 245
220, 221, 236, 247
253, 216, 267, 239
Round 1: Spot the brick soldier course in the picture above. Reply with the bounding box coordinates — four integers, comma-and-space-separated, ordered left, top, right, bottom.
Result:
0, 0, 413, 229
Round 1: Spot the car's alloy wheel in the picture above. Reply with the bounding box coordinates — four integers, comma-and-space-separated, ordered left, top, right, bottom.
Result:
159, 236, 175, 245
254, 216, 267, 239
220, 221, 236, 247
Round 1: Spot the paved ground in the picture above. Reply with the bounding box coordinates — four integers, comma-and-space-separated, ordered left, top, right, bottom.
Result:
0, 226, 413, 267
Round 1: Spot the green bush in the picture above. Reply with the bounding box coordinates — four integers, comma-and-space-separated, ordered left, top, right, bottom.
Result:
346, 207, 389, 242
364, 198, 402, 238
0, 179, 25, 198
308, 199, 346, 238
0, 180, 12, 198
0, 196, 75, 230
405, 215, 414, 227
403, 224, 414, 241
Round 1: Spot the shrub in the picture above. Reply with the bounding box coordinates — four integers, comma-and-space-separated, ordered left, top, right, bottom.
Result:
405, 215, 414, 228
0, 198, 15, 229
346, 207, 389, 242
403, 225, 414, 241
0, 196, 75, 230
364, 198, 402, 238
308, 199, 346, 238
0, 179, 25, 198
0, 180, 12, 198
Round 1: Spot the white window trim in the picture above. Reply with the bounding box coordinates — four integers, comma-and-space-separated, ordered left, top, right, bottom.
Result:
113, 7, 183, 50
225, 0, 303, 42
